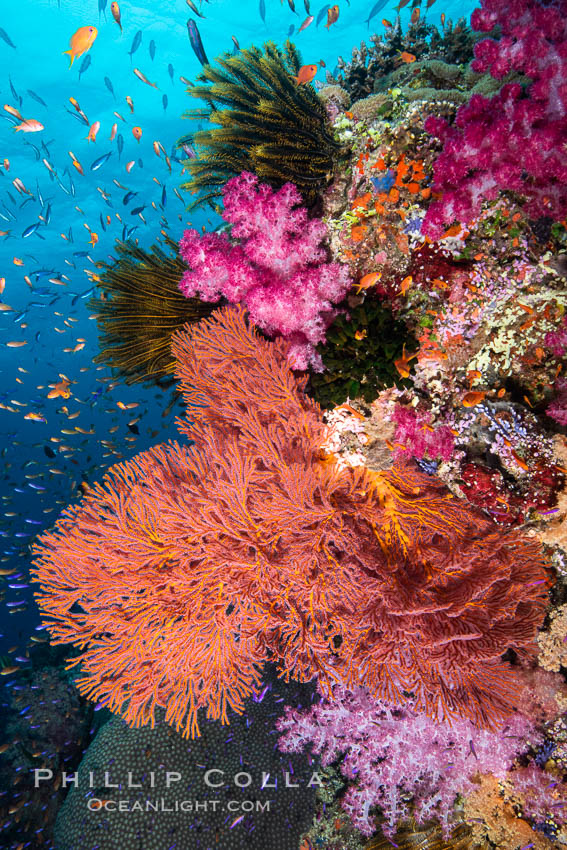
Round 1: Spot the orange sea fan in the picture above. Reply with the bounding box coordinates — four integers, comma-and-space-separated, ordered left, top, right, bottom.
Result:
31, 306, 549, 737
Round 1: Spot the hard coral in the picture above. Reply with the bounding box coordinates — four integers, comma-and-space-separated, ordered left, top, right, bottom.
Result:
423, 0, 567, 238
179, 171, 352, 371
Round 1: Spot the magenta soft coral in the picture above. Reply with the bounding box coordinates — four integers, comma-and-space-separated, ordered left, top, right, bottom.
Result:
392, 404, 454, 463
178, 172, 352, 370
422, 0, 567, 239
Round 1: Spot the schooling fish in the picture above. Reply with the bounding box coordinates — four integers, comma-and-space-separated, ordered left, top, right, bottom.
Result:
78, 54, 92, 80
149, 39, 156, 59
186, 0, 205, 17
364, 0, 389, 27
14, 119, 44, 133
316, 4, 330, 26
128, 30, 143, 61
0, 28, 16, 48
27, 90, 47, 108
63, 26, 98, 67
187, 19, 209, 66
162, 94, 168, 111
287, 0, 299, 14
111, 1, 122, 32
104, 76, 116, 99
325, 5, 339, 29
298, 14, 314, 32
134, 67, 158, 88
259, 0, 266, 23
91, 151, 112, 171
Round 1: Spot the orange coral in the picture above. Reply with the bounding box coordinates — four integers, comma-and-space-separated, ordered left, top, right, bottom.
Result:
32, 307, 549, 737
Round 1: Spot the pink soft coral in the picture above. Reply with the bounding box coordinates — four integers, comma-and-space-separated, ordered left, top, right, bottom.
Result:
392, 405, 454, 463
277, 683, 538, 838
178, 172, 352, 370
422, 0, 567, 238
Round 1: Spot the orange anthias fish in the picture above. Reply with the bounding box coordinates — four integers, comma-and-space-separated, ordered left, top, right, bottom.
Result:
461, 391, 486, 407
410, 7, 420, 24
63, 26, 98, 67
132, 126, 143, 141
111, 1, 122, 32
396, 0, 411, 9
325, 4, 339, 29
86, 121, 100, 142
47, 377, 72, 400
398, 51, 416, 63
355, 272, 381, 293
293, 64, 318, 84
14, 119, 44, 133
394, 344, 418, 378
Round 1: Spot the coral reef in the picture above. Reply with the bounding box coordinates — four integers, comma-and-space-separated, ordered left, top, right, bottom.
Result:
178, 40, 341, 209
31, 306, 549, 740
423, 0, 567, 238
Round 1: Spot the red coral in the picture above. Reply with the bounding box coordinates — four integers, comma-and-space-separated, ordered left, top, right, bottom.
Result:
460, 460, 562, 525
32, 307, 549, 737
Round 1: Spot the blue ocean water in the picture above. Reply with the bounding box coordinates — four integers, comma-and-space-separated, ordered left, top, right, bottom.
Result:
0, 0, 475, 652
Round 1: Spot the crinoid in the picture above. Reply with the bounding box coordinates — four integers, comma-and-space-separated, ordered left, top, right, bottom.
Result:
89, 235, 215, 386
178, 40, 341, 210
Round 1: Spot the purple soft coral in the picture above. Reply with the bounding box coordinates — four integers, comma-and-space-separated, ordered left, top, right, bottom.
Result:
178, 172, 352, 370
423, 0, 567, 239
277, 683, 538, 838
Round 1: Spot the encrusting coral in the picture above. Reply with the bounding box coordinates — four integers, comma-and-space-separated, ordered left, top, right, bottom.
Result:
31, 306, 549, 739
178, 39, 341, 210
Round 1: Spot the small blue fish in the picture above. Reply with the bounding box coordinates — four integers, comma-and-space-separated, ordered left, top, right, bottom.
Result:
162, 94, 168, 112
364, 0, 390, 27
91, 151, 113, 171
117, 134, 124, 159
0, 28, 16, 49
27, 89, 47, 108
129, 30, 143, 61
9, 77, 21, 107
259, 0, 266, 23
316, 4, 330, 26
104, 76, 116, 99
161, 185, 167, 206
287, 24, 295, 35
149, 39, 156, 60
168, 63, 174, 82
187, 19, 209, 66
123, 190, 138, 204
78, 54, 92, 80
22, 222, 40, 238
